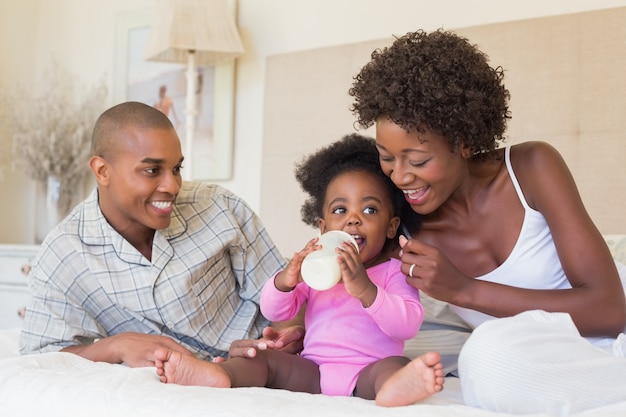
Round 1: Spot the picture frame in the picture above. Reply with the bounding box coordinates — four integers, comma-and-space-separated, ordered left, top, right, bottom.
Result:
112, 8, 236, 181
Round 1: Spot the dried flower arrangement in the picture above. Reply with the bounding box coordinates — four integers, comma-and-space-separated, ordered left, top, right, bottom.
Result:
1, 62, 108, 216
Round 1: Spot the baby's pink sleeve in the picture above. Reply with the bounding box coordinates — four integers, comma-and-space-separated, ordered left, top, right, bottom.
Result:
366, 260, 424, 340
260, 272, 307, 322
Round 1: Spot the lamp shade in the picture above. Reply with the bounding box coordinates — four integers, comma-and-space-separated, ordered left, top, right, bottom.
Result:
145, 0, 244, 66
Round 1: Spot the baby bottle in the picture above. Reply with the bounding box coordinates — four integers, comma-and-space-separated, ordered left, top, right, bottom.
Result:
301, 230, 359, 291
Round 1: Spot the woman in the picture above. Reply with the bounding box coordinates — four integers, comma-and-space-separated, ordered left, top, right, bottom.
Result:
348, 28, 626, 415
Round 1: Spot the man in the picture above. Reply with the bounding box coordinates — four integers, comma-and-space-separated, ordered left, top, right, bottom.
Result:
20, 101, 300, 367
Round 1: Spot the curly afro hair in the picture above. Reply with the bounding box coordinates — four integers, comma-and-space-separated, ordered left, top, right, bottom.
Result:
295, 133, 420, 237
349, 29, 511, 155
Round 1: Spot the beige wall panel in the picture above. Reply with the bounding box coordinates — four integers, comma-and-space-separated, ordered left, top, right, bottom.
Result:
579, 10, 626, 134
462, 15, 581, 141
576, 10, 626, 233
578, 132, 626, 231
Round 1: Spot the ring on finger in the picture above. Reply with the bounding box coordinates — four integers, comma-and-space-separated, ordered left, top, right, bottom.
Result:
409, 263, 416, 277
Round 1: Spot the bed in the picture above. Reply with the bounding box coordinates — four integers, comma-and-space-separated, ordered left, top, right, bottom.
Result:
1, 235, 624, 417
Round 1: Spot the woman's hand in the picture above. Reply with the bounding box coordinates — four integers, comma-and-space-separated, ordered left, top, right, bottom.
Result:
217, 325, 305, 362
399, 235, 470, 304
260, 325, 305, 354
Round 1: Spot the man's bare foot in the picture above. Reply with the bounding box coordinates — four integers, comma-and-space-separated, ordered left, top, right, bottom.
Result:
375, 352, 445, 407
154, 348, 231, 387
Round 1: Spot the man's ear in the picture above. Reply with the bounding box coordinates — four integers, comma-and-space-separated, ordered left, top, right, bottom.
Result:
89, 155, 109, 186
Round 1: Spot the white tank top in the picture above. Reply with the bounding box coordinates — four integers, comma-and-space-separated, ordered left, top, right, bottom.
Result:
451, 146, 571, 328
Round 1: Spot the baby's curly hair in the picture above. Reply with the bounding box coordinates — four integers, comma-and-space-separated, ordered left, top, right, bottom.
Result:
349, 29, 511, 155
295, 133, 420, 236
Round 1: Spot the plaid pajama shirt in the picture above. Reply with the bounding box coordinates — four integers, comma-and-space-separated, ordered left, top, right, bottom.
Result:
20, 182, 286, 359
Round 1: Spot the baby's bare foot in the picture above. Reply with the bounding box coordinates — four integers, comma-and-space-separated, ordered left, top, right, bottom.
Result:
375, 352, 444, 407
154, 348, 231, 387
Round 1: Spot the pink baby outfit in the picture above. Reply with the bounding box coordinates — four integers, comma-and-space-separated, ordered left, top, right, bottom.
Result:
260, 258, 423, 396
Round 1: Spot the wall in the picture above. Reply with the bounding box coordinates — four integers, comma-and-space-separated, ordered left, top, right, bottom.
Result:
1, 0, 625, 244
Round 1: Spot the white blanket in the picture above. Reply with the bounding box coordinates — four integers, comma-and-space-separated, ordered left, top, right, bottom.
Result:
2, 328, 626, 417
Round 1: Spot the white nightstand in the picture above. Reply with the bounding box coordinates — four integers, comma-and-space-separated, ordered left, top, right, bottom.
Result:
0, 244, 40, 329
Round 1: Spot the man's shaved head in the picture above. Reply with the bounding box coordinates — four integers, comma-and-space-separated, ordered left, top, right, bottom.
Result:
91, 101, 175, 159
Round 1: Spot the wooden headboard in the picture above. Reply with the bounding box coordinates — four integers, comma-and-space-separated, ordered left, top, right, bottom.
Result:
261, 7, 626, 257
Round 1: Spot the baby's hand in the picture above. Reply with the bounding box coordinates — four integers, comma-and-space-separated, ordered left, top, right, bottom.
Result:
274, 237, 320, 291
338, 241, 377, 306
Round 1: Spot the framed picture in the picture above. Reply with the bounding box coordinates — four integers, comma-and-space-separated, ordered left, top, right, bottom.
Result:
113, 7, 236, 181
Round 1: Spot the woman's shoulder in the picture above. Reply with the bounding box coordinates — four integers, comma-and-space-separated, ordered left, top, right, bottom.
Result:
508, 141, 569, 183
509, 141, 564, 166
508, 141, 576, 210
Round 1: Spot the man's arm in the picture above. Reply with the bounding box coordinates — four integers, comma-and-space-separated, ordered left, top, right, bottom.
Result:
61, 332, 193, 367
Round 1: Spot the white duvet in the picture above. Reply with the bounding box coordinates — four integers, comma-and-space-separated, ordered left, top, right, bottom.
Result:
2, 329, 626, 417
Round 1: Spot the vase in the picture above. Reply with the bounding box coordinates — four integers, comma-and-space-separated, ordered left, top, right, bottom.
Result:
34, 176, 80, 243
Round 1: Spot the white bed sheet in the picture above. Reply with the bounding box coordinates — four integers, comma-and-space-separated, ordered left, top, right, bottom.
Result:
1, 329, 626, 417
